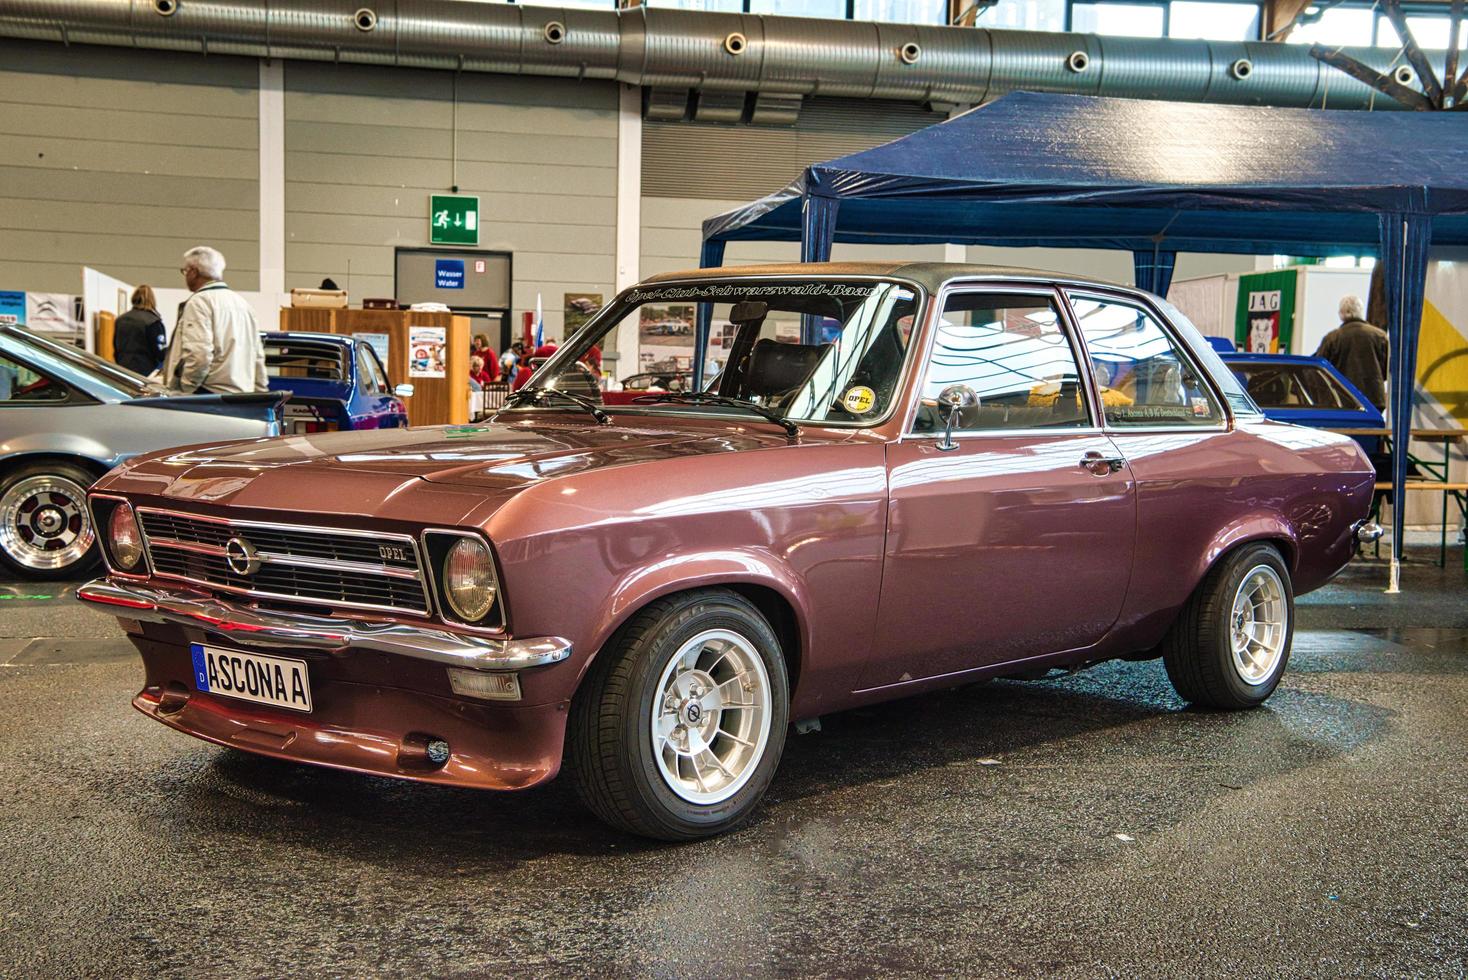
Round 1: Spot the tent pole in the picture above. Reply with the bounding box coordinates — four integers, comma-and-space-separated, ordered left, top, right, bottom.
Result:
694, 239, 727, 392
800, 193, 840, 344
1377, 211, 1431, 594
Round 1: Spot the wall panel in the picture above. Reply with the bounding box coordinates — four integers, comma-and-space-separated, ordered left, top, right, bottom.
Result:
0, 39, 260, 293
284, 62, 619, 331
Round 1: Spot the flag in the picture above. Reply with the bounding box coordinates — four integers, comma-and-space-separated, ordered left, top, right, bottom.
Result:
534, 293, 544, 349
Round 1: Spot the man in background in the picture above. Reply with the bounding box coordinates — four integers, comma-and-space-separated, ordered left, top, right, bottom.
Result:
501, 340, 524, 377
1316, 294, 1388, 411
160, 245, 267, 394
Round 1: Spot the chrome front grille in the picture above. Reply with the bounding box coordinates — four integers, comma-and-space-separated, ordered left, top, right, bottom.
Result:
137, 508, 430, 616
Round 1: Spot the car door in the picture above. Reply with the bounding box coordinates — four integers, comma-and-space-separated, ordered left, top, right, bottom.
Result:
1062, 289, 1241, 630
354, 343, 403, 428
860, 285, 1137, 692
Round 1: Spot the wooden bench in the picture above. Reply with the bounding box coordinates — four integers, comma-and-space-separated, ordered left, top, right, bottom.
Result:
1373, 482, 1468, 492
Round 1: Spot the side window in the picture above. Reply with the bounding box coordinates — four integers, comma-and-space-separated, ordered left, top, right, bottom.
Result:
357, 346, 387, 394
913, 291, 1090, 433
1067, 294, 1224, 428
0, 354, 69, 404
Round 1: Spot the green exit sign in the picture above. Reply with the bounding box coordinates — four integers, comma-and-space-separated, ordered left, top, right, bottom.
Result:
429, 194, 479, 245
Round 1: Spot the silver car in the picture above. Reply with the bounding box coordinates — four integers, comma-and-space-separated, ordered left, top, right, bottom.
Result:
0, 325, 284, 578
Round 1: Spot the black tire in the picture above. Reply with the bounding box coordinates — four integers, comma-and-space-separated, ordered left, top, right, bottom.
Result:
1162, 542, 1294, 710
568, 588, 790, 840
0, 461, 101, 580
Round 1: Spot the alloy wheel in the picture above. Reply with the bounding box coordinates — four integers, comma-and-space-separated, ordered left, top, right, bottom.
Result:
0, 474, 93, 572
1229, 565, 1288, 685
648, 628, 773, 805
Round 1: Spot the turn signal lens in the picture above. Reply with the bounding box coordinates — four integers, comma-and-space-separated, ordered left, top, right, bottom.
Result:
444, 536, 496, 622
447, 668, 522, 701
108, 503, 143, 570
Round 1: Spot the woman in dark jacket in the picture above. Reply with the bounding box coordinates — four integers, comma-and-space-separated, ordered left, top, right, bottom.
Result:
113, 285, 167, 376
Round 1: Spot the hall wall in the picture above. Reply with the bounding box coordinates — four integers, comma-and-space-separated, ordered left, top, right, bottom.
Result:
0, 40, 261, 294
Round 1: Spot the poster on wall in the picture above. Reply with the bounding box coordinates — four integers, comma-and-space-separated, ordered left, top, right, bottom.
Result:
0, 291, 24, 325
1234, 270, 1297, 354
638, 305, 696, 371
27, 293, 83, 335
564, 293, 603, 337
408, 325, 446, 378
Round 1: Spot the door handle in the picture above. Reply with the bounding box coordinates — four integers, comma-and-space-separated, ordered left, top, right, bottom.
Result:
1080, 451, 1125, 476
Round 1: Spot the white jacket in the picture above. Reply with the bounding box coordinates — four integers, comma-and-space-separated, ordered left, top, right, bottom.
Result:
162, 281, 268, 394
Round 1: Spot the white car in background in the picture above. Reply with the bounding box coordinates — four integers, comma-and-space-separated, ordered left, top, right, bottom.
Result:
0, 325, 285, 579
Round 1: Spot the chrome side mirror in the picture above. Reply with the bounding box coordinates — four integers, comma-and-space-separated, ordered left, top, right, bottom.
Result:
393, 383, 415, 398
936, 384, 978, 452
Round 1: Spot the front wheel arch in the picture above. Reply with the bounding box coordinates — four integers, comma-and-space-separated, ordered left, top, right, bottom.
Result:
567, 586, 792, 839
575, 568, 810, 705
0, 452, 112, 484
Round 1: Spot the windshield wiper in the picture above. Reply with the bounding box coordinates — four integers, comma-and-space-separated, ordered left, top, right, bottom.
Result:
637, 391, 799, 439
497, 386, 612, 425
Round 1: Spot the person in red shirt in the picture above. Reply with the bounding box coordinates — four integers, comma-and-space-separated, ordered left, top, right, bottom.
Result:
480, 345, 501, 382
580, 343, 602, 375
513, 342, 557, 390
468, 355, 494, 388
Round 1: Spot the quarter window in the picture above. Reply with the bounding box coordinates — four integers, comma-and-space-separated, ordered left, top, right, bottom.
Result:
913, 292, 1091, 433
357, 345, 388, 394
1067, 294, 1224, 428
0, 354, 68, 403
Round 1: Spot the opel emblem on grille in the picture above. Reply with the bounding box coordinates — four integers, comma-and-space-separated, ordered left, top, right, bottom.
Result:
224, 536, 261, 576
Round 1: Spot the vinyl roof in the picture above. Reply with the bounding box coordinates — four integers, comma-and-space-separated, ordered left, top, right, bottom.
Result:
641, 261, 1131, 293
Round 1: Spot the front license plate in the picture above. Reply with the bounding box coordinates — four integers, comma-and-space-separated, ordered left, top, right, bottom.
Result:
190, 644, 313, 714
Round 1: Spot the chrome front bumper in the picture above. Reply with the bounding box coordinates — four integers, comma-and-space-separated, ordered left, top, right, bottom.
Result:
77, 579, 572, 672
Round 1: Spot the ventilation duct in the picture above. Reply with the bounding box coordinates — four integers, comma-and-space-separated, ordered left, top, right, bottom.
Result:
0, 1, 1400, 110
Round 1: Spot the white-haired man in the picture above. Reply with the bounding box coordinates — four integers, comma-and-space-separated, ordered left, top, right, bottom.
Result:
1316, 294, 1388, 411
159, 246, 267, 394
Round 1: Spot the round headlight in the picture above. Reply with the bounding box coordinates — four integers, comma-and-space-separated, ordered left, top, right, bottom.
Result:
108, 503, 143, 570
443, 536, 496, 622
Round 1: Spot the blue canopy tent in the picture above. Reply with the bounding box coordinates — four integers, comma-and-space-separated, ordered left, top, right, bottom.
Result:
701, 91, 1468, 589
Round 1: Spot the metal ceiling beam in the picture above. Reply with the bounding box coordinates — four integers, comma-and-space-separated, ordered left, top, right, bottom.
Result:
1309, 42, 1436, 109
1380, 0, 1445, 104
0, 0, 1411, 110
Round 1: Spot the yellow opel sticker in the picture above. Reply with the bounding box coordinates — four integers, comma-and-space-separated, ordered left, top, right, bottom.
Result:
842, 385, 876, 414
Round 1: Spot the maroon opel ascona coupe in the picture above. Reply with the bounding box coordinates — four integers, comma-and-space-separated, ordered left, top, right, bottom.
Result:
81, 263, 1377, 839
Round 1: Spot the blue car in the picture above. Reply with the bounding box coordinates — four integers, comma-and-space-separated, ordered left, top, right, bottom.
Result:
1217, 348, 1384, 454
264, 333, 409, 433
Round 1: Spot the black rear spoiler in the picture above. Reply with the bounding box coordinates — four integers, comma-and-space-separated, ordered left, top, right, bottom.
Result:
127, 391, 291, 426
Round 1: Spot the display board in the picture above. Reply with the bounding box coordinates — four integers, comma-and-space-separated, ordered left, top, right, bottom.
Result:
395, 248, 510, 310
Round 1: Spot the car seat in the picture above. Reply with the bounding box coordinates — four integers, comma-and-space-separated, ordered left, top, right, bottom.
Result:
740, 338, 831, 408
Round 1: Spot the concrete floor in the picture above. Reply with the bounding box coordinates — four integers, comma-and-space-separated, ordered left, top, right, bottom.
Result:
1, 557, 1465, 978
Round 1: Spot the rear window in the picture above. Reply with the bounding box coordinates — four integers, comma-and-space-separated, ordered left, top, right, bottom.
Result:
266, 340, 346, 381
1230, 362, 1365, 412
1151, 298, 1262, 418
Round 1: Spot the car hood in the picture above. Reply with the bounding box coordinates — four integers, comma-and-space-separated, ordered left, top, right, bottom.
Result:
112, 416, 815, 509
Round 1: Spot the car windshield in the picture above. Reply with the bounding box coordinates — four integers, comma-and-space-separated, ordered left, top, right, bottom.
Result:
522, 278, 921, 425
1230, 361, 1365, 411
2, 326, 152, 398
266, 339, 347, 381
